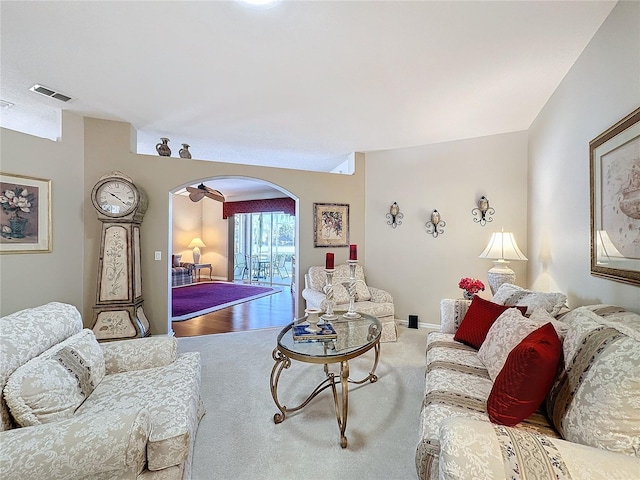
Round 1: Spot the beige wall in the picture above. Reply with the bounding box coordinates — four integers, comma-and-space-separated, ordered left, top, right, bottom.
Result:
82, 117, 366, 334
172, 194, 202, 263
172, 194, 228, 280
365, 131, 529, 325
528, 0, 640, 313
201, 196, 228, 280
0, 112, 85, 315
170, 195, 228, 280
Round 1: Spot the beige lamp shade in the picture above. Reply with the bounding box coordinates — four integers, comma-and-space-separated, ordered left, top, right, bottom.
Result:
188, 237, 206, 263
479, 230, 527, 294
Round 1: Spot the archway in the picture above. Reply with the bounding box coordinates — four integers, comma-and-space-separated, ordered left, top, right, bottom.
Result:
168, 175, 299, 336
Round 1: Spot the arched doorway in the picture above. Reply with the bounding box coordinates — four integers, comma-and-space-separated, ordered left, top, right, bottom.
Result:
168, 176, 299, 336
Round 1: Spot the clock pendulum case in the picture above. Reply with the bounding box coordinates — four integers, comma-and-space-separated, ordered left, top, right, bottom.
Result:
90, 171, 150, 341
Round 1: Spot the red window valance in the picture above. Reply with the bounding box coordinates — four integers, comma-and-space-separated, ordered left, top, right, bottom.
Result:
222, 197, 295, 219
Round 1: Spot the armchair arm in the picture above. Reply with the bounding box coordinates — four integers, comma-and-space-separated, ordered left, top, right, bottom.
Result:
101, 336, 177, 374
440, 298, 471, 334
368, 286, 393, 303
439, 417, 640, 480
301, 288, 328, 310
0, 409, 150, 480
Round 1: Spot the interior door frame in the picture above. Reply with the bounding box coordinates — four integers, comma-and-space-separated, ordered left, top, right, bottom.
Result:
168, 175, 299, 335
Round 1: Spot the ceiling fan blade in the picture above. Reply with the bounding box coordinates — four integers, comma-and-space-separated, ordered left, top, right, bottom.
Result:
186, 184, 224, 202
188, 191, 205, 202
204, 190, 225, 202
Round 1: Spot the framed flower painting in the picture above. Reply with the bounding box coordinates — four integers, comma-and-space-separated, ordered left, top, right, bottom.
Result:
589, 107, 640, 286
313, 203, 349, 247
0, 173, 51, 253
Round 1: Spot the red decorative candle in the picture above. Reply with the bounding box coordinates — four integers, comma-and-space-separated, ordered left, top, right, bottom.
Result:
349, 244, 357, 261
325, 252, 334, 270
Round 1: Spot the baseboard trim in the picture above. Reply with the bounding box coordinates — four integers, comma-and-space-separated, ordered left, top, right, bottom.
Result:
396, 319, 439, 330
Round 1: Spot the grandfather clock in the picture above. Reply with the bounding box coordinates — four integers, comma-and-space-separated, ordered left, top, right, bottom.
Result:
90, 171, 150, 341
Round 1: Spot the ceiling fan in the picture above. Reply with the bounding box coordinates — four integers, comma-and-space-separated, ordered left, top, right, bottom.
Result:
186, 183, 225, 203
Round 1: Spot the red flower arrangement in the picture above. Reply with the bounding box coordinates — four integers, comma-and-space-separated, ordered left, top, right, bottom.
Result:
459, 277, 485, 297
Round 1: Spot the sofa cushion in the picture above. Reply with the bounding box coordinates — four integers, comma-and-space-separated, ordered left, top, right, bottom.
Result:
453, 296, 526, 349
4, 329, 105, 427
0, 302, 83, 431
76, 351, 202, 471
416, 332, 559, 480
172, 254, 182, 267
492, 283, 567, 316
487, 322, 562, 426
478, 308, 568, 381
333, 278, 371, 302
329, 282, 351, 305
308, 264, 372, 301
546, 306, 640, 457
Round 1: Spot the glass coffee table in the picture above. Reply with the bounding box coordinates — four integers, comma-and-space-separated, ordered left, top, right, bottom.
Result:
270, 312, 381, 448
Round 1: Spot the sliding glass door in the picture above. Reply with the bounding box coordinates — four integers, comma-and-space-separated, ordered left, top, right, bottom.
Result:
233, 212, 294, 286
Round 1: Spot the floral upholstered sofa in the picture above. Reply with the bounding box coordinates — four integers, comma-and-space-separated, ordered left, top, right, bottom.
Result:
416, 284, 640, 479
0, 302, 204, 479
302, 264, 397, 342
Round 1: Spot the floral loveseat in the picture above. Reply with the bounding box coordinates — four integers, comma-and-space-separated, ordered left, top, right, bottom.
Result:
302, 264, 397, 342
0, 302, 204, 479
416, 284, 640, 479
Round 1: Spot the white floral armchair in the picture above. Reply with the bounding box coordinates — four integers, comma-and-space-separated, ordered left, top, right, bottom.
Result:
302, 264, 396, 342
0, 302, 204, 479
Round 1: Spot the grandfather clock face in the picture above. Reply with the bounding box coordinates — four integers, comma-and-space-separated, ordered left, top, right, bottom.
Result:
95, 180, 137, 217
91, 172, 149, 341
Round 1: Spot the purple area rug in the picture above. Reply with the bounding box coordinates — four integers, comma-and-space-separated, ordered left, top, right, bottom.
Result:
172, 281, 278, 321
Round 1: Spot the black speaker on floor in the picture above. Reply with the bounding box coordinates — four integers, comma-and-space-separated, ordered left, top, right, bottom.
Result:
408, 315, 418, 329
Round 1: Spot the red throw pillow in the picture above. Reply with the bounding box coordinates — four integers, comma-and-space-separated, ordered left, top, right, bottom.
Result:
454, 296, 527, 349
487, 322, 562, 427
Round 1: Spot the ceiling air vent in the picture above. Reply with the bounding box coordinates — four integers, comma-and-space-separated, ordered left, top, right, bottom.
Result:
29, 84, 74, 103
0, 99, 15, 109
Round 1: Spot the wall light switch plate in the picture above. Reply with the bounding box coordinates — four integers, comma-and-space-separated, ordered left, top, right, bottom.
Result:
154, 251, 161, 261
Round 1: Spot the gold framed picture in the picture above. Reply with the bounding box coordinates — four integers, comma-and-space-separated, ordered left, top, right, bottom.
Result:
589, 107, 640, 286
313, 203, 349, 248
0, 172, 51, 254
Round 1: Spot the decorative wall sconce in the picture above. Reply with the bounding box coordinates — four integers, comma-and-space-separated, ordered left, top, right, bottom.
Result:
386, 202, 403, 228
472, 196, 495, 226
425, 209, 446, 237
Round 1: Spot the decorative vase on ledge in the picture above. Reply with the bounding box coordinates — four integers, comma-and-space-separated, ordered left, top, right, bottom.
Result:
156, 137, 171, 156
179, 143, 192, 159
462, 291, 475, 300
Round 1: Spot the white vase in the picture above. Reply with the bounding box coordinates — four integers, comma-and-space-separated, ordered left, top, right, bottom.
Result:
304, 308, 322, 333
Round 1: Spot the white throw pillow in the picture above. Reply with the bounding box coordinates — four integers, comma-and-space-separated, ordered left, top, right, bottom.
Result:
4, 329, 105, 426
478, 308, 566, 381
492, 283, 567, 316
333, 278, 371, 302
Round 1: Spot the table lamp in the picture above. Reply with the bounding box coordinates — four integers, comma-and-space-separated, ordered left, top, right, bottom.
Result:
479, 229, 527, 294
188, 237, 206, 264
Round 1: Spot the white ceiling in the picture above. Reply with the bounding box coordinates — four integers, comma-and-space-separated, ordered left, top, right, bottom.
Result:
1, 0, 616, 178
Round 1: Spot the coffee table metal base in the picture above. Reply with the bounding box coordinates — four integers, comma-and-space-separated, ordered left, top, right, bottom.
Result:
270, 344, 380, 448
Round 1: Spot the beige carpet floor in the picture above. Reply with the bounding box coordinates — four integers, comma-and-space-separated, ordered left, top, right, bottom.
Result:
177, 324, 431, 480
